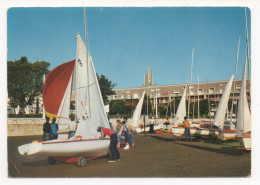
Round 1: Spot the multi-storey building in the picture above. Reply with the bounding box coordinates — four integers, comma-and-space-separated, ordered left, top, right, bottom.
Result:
108, 79, 251, 117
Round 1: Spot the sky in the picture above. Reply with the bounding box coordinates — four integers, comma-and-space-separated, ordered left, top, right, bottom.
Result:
7, 7, 251, 89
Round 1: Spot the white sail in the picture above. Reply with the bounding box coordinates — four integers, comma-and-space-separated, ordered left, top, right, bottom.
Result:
73, 34, 109, 139
56, 73, 74, 126
131, 91, 145, 128
174, 87, 187, 126
236, 58, 251, 137
213, 74, 234, 129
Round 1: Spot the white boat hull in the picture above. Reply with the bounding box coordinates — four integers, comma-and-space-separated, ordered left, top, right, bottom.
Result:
238, 136, 251, 150
218, 130, 237, 141
18, 139, 110, 157
171, 127, 219, 136
135, 124, 163, 133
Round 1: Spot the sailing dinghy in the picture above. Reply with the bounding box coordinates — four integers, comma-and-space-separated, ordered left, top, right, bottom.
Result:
18, 33, 111, 166
133, 91, 163, 133
213, 75, 238, 141
170, 86, 218, 137
236, 58, 251, 150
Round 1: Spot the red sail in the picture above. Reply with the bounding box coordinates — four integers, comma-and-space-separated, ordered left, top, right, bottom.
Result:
42, 60, 75, 120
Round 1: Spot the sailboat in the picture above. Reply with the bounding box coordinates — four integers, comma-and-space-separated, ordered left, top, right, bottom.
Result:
213, 75, 238, 141
169, 86, 187, 135
131, 91, 145, 131
236, 57, 251, 150
18, 30, 111, 166
42, 59, 76, 139
133, 91, 163, 133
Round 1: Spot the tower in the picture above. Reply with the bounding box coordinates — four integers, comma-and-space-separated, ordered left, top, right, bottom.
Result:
143, 67, 154, 87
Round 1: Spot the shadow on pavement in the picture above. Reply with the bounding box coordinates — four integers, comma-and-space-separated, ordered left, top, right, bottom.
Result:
176, 142, 250, 156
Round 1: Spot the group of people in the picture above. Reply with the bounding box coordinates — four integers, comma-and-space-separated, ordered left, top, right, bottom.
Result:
43, 116, 59, 141
97, 117, 135, 163
115, 117, 134, 149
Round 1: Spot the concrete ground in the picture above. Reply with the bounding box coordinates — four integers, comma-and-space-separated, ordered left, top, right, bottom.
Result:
7, 133, 251, 178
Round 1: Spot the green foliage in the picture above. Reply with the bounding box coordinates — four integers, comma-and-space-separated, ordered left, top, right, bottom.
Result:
36, 98, 39, 114
70, 102, 75, 110
109, 100, 128, 116
97, 74, 116, 105
69, 113, 75, 121
8, 56, 50, 113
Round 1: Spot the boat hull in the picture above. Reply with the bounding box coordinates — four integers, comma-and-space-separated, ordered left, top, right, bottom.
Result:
218, 130, 237, 141
18, 139, 110, 157
171, 127, 219, 136
135, 124, 163, 133
238, 133, 251, 150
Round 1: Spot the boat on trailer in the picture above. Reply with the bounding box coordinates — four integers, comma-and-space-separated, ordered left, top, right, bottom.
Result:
18, 11, 111, 166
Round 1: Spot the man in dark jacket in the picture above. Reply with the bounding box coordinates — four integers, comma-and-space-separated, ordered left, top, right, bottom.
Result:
50, 117, 59, 140
43, 117, 51, 141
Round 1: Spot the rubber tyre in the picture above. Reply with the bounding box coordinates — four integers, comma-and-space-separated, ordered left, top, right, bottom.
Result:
48, 157, 56, 165
78, 156, 87, 167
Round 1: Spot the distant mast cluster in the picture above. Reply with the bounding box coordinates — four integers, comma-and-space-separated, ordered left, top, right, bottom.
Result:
143, 67, 154, 87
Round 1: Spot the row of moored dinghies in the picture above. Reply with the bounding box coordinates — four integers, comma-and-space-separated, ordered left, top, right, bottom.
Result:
167, 56, 251, 151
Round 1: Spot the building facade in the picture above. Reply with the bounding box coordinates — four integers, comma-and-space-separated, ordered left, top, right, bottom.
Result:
108, 79, 251, 113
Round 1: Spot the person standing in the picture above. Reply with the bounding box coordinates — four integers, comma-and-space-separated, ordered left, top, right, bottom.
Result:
128, 124, 135, 147
182, 116, 191, 142
115, 120, 123, 148
122, 117, 130, 149
149, 121, 155, 134
50, 117, 59, 140
43, 116, 51, 141
97, 126, 120, 162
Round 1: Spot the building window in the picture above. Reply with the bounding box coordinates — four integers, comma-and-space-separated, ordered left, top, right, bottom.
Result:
198, 89, 203, 95
209, 88, 214, 94
236, 85, 241, 90
133, 93, 139, 99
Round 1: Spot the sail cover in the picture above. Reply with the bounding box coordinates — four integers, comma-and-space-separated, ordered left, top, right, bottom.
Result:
236, 58, 251, 137
42, 60, 75, 121
213, 74, 234, 129
131, 91, 145, 128
174, 87, 187, 126
73, 34, 109, 139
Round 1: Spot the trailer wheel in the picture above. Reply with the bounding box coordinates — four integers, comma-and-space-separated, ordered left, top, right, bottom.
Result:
48, 157, 56, 165
78, 156, 87, 167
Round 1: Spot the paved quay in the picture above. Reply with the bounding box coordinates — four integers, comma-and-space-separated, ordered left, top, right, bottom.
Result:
8, 134, 251, 178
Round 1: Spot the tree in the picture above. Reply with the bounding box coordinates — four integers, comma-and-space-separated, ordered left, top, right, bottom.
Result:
97, 74, 116, 105
36, 98, 39, 114
8, 56, 50, 114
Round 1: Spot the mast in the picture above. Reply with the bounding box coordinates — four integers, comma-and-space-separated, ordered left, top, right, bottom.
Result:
155, 84, 158, 120
206, 76, 211, 120
229, 36, 240, 127
84, 7, 91, 118
187, 48, 194, 119
245, 8, 250, 79
42, 74, 46, 119
197, 75, 200, 119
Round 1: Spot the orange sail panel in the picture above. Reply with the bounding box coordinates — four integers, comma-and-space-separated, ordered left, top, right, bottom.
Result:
43, 60, 75, 120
